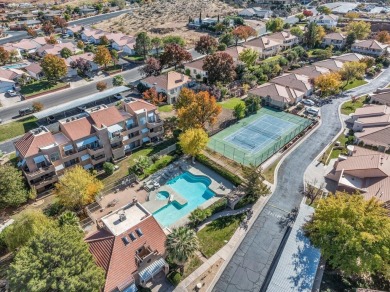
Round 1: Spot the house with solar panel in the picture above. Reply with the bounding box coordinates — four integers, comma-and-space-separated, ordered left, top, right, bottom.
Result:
85, 201, 169, 291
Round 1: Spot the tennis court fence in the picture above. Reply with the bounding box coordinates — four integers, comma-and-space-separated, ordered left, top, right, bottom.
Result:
208, 119, 313, 166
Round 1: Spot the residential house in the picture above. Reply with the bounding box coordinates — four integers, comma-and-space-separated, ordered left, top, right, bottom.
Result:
188, 17, 218, 29
312, 59, 344, 72
248, 82, 304, 109
244, 36, 280, 59
370, 90, 390, 105
309, 14, 339, 28
0, 68, 26, 82
245, 19, 267, 36
33, 36, 50, 46
351, 39, 388, 57
238, 7, 273, 18
65, 52, 99, 77
290, 65, 331, 79
24, 62, 43, 80
81, 28, 106, 44
6, 10, 22, 20
347, 104, 390, 132
36, 42, 78, 57
2, 44, 22, 60
123, 42, 136, 56
86, 202, 168, 291
79, 6, 96, 16
332, 53, 366, 63
184, 58, 207, 80
326, 146, 390, 208
140, 71, 193, 104
0, 77, 15, 92
224, 45, 246, 62
13, 39, 41, 54
14, 100, 163, 192
17, 13, 35, 21
267, 31, 299, 49
322, 32, 346, 49
67, 25, 83, 37
270, 73, 313, 96
42, 10, 62, 20
111, 35, 136, 52
254, 0, 294, 4
15, 20, 41, 29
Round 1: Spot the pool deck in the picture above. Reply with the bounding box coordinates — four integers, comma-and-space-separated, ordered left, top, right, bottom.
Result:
141, 159, 234, 228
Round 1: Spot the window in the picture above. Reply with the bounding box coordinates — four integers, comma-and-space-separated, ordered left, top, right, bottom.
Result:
139, 116, 146, 125
122, 237, 130, 245
136, 228, 143, 237
50, 152, 60, 162
129, 232, 137, 241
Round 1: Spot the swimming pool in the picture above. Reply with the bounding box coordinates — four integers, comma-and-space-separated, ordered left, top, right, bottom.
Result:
2, 63, 29, 70
152, 172, 215, 227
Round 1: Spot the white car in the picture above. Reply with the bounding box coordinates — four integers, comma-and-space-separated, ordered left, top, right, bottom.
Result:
6, 90, 18, 97
302, 99, 315, 106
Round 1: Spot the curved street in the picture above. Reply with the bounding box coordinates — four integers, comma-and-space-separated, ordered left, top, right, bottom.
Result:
212, 68, 390, 292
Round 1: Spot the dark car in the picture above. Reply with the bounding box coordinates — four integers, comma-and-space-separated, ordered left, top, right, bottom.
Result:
19, 108, 33, 116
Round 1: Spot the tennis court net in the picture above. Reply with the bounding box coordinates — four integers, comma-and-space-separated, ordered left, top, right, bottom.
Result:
246, 124, 281, 140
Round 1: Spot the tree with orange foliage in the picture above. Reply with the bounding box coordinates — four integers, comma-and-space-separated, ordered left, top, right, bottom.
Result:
376, 31, 390, 44
175, 88, 222, 130
314, 72, 342, 97
142, 87, 166, 105
232, 25, 257, 45
45, 35, 58, 45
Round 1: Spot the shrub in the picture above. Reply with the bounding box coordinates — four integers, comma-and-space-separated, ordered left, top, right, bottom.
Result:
168, 271, 182, 286
195, 154, 242, 186
185, 68, 191, 76
103, 162, 115, 175
96, 81, 107, 91
32, 102, 44, 112
43, 201, 65, 218
382, 58, 390, 68
136, 82, 150, 93
207, 198, 227, 214
217, 43, 227, 51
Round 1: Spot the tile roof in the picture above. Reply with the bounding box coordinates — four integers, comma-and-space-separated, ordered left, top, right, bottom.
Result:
88, 106, 125, 128
0, 68, 23, 80
290, 65, 331, 79
323, 32, 345, 41
249, 82, 304, 104
126, 99, 157, 112
142, 71, 191, 91
355, 126, 390, 148
354, 105, 388, 116
60, 117, 95, 141
312, 59, 344, 72
86, 215, 166, 292
270, 73, 312, 93
352, 39, 387, 50
311, 14, 338, 21
244, 36, 280, 49
33, 36, 48, 46
224, 45, 245, 60
14, 39, 41, 51
267, 31, 298, 42
184, 58, 205, 71
66, 52, 96, 66
14, 129, 55, 157
332, 53, 365, 63
24, 62, 42, 74
371, 92, 390, 105
356, 114, 390, 125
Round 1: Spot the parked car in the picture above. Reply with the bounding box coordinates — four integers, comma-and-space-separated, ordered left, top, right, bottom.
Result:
302, 99, 315, 106
19, 108, 33, 116
114, 93, 123, 100
6, 90, 18, 97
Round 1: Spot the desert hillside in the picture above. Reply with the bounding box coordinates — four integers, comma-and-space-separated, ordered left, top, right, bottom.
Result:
95, 0, 239, 47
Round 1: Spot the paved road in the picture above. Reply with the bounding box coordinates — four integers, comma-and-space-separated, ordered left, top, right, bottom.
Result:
0, 9, 132, 45
212, 68, 390, 292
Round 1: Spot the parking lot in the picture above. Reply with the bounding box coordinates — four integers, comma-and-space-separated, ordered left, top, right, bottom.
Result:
0, 91, 22, 107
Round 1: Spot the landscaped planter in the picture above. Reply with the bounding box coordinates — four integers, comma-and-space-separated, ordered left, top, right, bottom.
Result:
22, 83, 71, 100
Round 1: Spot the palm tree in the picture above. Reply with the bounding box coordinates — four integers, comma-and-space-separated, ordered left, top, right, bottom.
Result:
165, 227, 199, 273
58, 210, 79, 227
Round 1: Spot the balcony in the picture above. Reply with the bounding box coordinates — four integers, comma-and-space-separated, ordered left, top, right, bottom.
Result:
112, 146, 125, 160
110, 135, 123, 144
148, 129, 164, 139
91, 154, 106, 165
146, 120, 163, 129
25, 165, 55, 180
87, 145, 104, 156
31, 175, 58, 188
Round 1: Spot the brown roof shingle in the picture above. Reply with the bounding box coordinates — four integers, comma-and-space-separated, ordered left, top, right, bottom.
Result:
14, 129, 55, 157
60, 117, 95, 141
88, 106, 125, 128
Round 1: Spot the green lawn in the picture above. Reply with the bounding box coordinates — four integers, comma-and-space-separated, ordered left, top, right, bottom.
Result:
158, 104, 174, 112
122, 55, 145, 62
0, 116, 37, 142
20, 81, 67, 97
263, 157, 282, 184
198, 214, 244, 258
98, 140, 176, 189
218, 98, 244, 110
320, 134, 349, 165
341, 96, 367, 115
342, 79, 367, 91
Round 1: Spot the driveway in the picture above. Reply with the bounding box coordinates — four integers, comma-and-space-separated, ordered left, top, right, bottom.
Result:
212, 68, 390, 292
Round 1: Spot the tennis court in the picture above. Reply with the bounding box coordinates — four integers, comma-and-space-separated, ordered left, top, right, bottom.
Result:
208, 108, 312, 166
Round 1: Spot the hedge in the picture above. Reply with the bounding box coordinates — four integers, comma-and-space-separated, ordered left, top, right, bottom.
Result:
167, 271, 181, 286
196, 154, 242, 186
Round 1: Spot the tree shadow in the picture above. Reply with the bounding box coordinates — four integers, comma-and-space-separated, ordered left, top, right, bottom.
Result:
278, 207, 298, 231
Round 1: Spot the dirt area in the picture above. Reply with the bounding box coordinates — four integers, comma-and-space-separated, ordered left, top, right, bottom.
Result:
187, 258, 225, 291
95, 0, 239, 48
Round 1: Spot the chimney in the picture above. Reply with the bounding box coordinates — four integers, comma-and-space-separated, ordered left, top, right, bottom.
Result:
266, 39, 270, 45
181, 74, 184, 81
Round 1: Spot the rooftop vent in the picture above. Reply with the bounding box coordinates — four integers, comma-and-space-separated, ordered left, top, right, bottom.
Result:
136, 228, 143, 237
118, 211, 126, 222
122, 237, 130, 245
129, 232, 137, 241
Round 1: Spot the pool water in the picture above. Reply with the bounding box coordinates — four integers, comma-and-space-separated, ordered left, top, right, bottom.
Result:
156, 191, 169, 200
2, 63, 28, 69
152, 172, 215, 227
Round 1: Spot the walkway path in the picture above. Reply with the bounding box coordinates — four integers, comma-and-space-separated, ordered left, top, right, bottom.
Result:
211, 68, 390, 292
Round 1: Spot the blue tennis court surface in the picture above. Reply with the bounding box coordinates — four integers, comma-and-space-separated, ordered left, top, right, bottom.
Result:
208, 108, 312, 166
224, 115, 296, 153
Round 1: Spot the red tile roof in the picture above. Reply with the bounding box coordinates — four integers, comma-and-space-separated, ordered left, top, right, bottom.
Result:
86, 216, 166, 292
14, 130, 55, 157
88, 106, 125, 128
60, 117, 95, 141
126, 99, 157, 112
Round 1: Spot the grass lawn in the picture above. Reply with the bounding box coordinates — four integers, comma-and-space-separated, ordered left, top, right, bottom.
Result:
20, 81, 67, 97
98, 140, 176, 189
0, 116, 37, 142
158, 104, 173, 112
342, 79, 367, 91
122, 55, 144, 62
341, 95, 367, 115
263, 157, 282, 184
182, 256, 203, 279
320, 134, 348, 165
198, 214, 244, 258
218, 98, 244, 110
